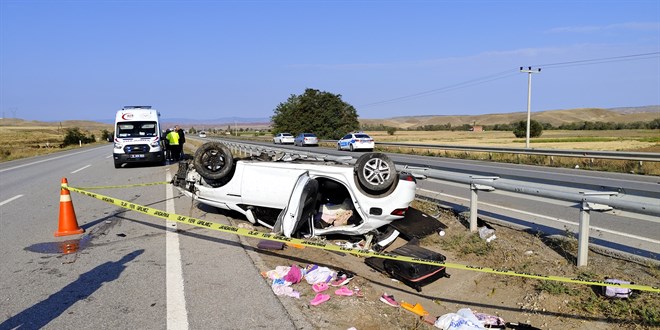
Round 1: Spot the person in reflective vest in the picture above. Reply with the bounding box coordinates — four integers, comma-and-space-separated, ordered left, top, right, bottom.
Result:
166, 128, 181, 161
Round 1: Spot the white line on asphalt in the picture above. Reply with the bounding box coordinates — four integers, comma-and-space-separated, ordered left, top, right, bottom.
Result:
0, 145, 107, 173
418, 188, 660, 245
165, 171, 189, 330
71, 165, 91, 173
0, 195, 23, 206
106, 155, 113, 159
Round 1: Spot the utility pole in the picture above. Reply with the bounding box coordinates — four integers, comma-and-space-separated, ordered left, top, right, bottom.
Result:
520, 66, 541, 148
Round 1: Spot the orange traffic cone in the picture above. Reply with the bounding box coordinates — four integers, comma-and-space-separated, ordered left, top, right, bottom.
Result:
54, 178, 84, 237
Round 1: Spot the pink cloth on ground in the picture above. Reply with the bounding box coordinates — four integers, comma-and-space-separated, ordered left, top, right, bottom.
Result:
284, 264, 302, 284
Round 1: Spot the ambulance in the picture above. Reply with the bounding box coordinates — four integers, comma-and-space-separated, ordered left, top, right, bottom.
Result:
112, 106, 165, 168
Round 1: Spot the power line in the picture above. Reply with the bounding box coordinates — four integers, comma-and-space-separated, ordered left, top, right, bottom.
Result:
360, 69, 518, 107
360, 52, 660, 108
533, 52, 660, 68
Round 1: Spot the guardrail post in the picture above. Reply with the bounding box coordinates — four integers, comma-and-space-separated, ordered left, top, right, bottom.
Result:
577, 192, 616, 267
577, 200, 591, 267
470, 185, 479, 232
469, 176, 498, 233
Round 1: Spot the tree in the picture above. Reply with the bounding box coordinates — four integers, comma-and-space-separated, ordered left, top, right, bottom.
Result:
271, 88, 360, 139
101, 129, 112, 142
512, 120, 543, 138
386, 127, 397, 135
62, 127, 95, 146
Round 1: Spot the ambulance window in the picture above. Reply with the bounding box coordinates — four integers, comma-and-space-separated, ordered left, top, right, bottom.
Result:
141, 123, 156, 136
117, 124, 135, 137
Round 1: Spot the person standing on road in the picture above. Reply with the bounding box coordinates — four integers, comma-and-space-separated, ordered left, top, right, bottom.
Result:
175, 125, 186, 160
166, 128, 181, 161
162, 129, 171, 160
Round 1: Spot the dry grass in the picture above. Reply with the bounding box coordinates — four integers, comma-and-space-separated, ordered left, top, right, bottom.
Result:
0, 122, 112, 162
365, 130, 660, 175
360, 107, 660, 128
2, 119, 658, 176
369, 129, 659, 151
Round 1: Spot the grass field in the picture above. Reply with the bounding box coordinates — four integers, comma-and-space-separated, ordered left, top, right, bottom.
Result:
2, 122, 659, 175
368, 129, 660, 151
0, 124, 111, 162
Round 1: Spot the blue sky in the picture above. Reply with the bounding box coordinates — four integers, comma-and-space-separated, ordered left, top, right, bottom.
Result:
1, 0, 659, 122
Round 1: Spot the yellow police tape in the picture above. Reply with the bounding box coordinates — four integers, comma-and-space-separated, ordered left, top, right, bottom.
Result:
75, 181, 170, 190
63, 183, 659, 293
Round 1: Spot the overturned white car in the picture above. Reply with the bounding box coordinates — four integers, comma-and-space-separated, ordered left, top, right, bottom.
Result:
173, 142, 418, 245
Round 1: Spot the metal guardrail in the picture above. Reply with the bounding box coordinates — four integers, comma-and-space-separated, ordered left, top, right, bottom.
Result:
208, 139, 659, 266
374, 141, 660, 162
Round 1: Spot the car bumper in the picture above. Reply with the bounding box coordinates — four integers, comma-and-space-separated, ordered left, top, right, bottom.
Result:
114, 152, 164, 163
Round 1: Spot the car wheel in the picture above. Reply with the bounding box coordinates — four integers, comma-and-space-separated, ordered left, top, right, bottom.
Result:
337, 144, 341, 151
349, 144, 354, 152
114, 161, 121, 168
193, 142, 234, 180
355, 153, 396, 193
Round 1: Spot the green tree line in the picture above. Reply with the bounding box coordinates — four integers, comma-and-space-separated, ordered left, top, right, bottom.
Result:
362, 118, 660, 132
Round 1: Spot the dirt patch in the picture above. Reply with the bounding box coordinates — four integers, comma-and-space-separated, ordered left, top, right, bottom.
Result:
231, 200, 660, 329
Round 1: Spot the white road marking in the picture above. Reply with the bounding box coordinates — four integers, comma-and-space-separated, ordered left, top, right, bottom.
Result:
106, 155, 113, 159
71, 165, 91, 173
0, 195, 24, 206
418, 188, 660, 245
0, 146, 107, 173
165, 171, 189, 329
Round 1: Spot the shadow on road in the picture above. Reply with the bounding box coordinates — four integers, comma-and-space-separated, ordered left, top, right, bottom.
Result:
0, 250, 144, 329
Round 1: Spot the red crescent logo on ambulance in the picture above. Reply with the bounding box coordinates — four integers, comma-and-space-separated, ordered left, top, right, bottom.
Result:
121, 113, 133, 120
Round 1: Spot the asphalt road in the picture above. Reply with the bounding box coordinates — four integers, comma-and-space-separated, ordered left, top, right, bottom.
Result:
0, 144, 309, 329
1, 141, 658, 329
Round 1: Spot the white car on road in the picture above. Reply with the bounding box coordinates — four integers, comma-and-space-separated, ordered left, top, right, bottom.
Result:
173, 142, 417, 244
273, 133, 294, 144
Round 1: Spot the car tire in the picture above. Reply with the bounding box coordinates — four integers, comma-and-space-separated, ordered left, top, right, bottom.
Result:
354, 153, 396, 194
337, 144, 341, 151
114, 161, 121, 169
349, 144, 354, 152
193, 142, 234, 180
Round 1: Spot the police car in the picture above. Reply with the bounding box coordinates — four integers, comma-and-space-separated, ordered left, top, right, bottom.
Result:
337, 132, 375, 152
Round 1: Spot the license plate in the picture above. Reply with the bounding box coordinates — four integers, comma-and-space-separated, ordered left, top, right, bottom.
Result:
130, 154, 145, 158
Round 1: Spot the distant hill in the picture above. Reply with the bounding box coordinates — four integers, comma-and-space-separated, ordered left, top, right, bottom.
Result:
0, 118, 112, 130
2, 106, 657, 130
359, 106, 660, 129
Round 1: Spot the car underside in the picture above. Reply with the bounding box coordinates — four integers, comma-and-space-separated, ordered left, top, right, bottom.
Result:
172, 142, 418, 248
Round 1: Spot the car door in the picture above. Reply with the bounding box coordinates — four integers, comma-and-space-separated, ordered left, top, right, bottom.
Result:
273, 172, 319, 238
339, 134, 352, 150
240, 163, 305, 209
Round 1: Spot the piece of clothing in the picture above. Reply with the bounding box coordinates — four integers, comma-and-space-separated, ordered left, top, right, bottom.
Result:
176, 128, 185, 143
166, 131, 180, 145
283, 264, 302, 284
304, 266, 335, 284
